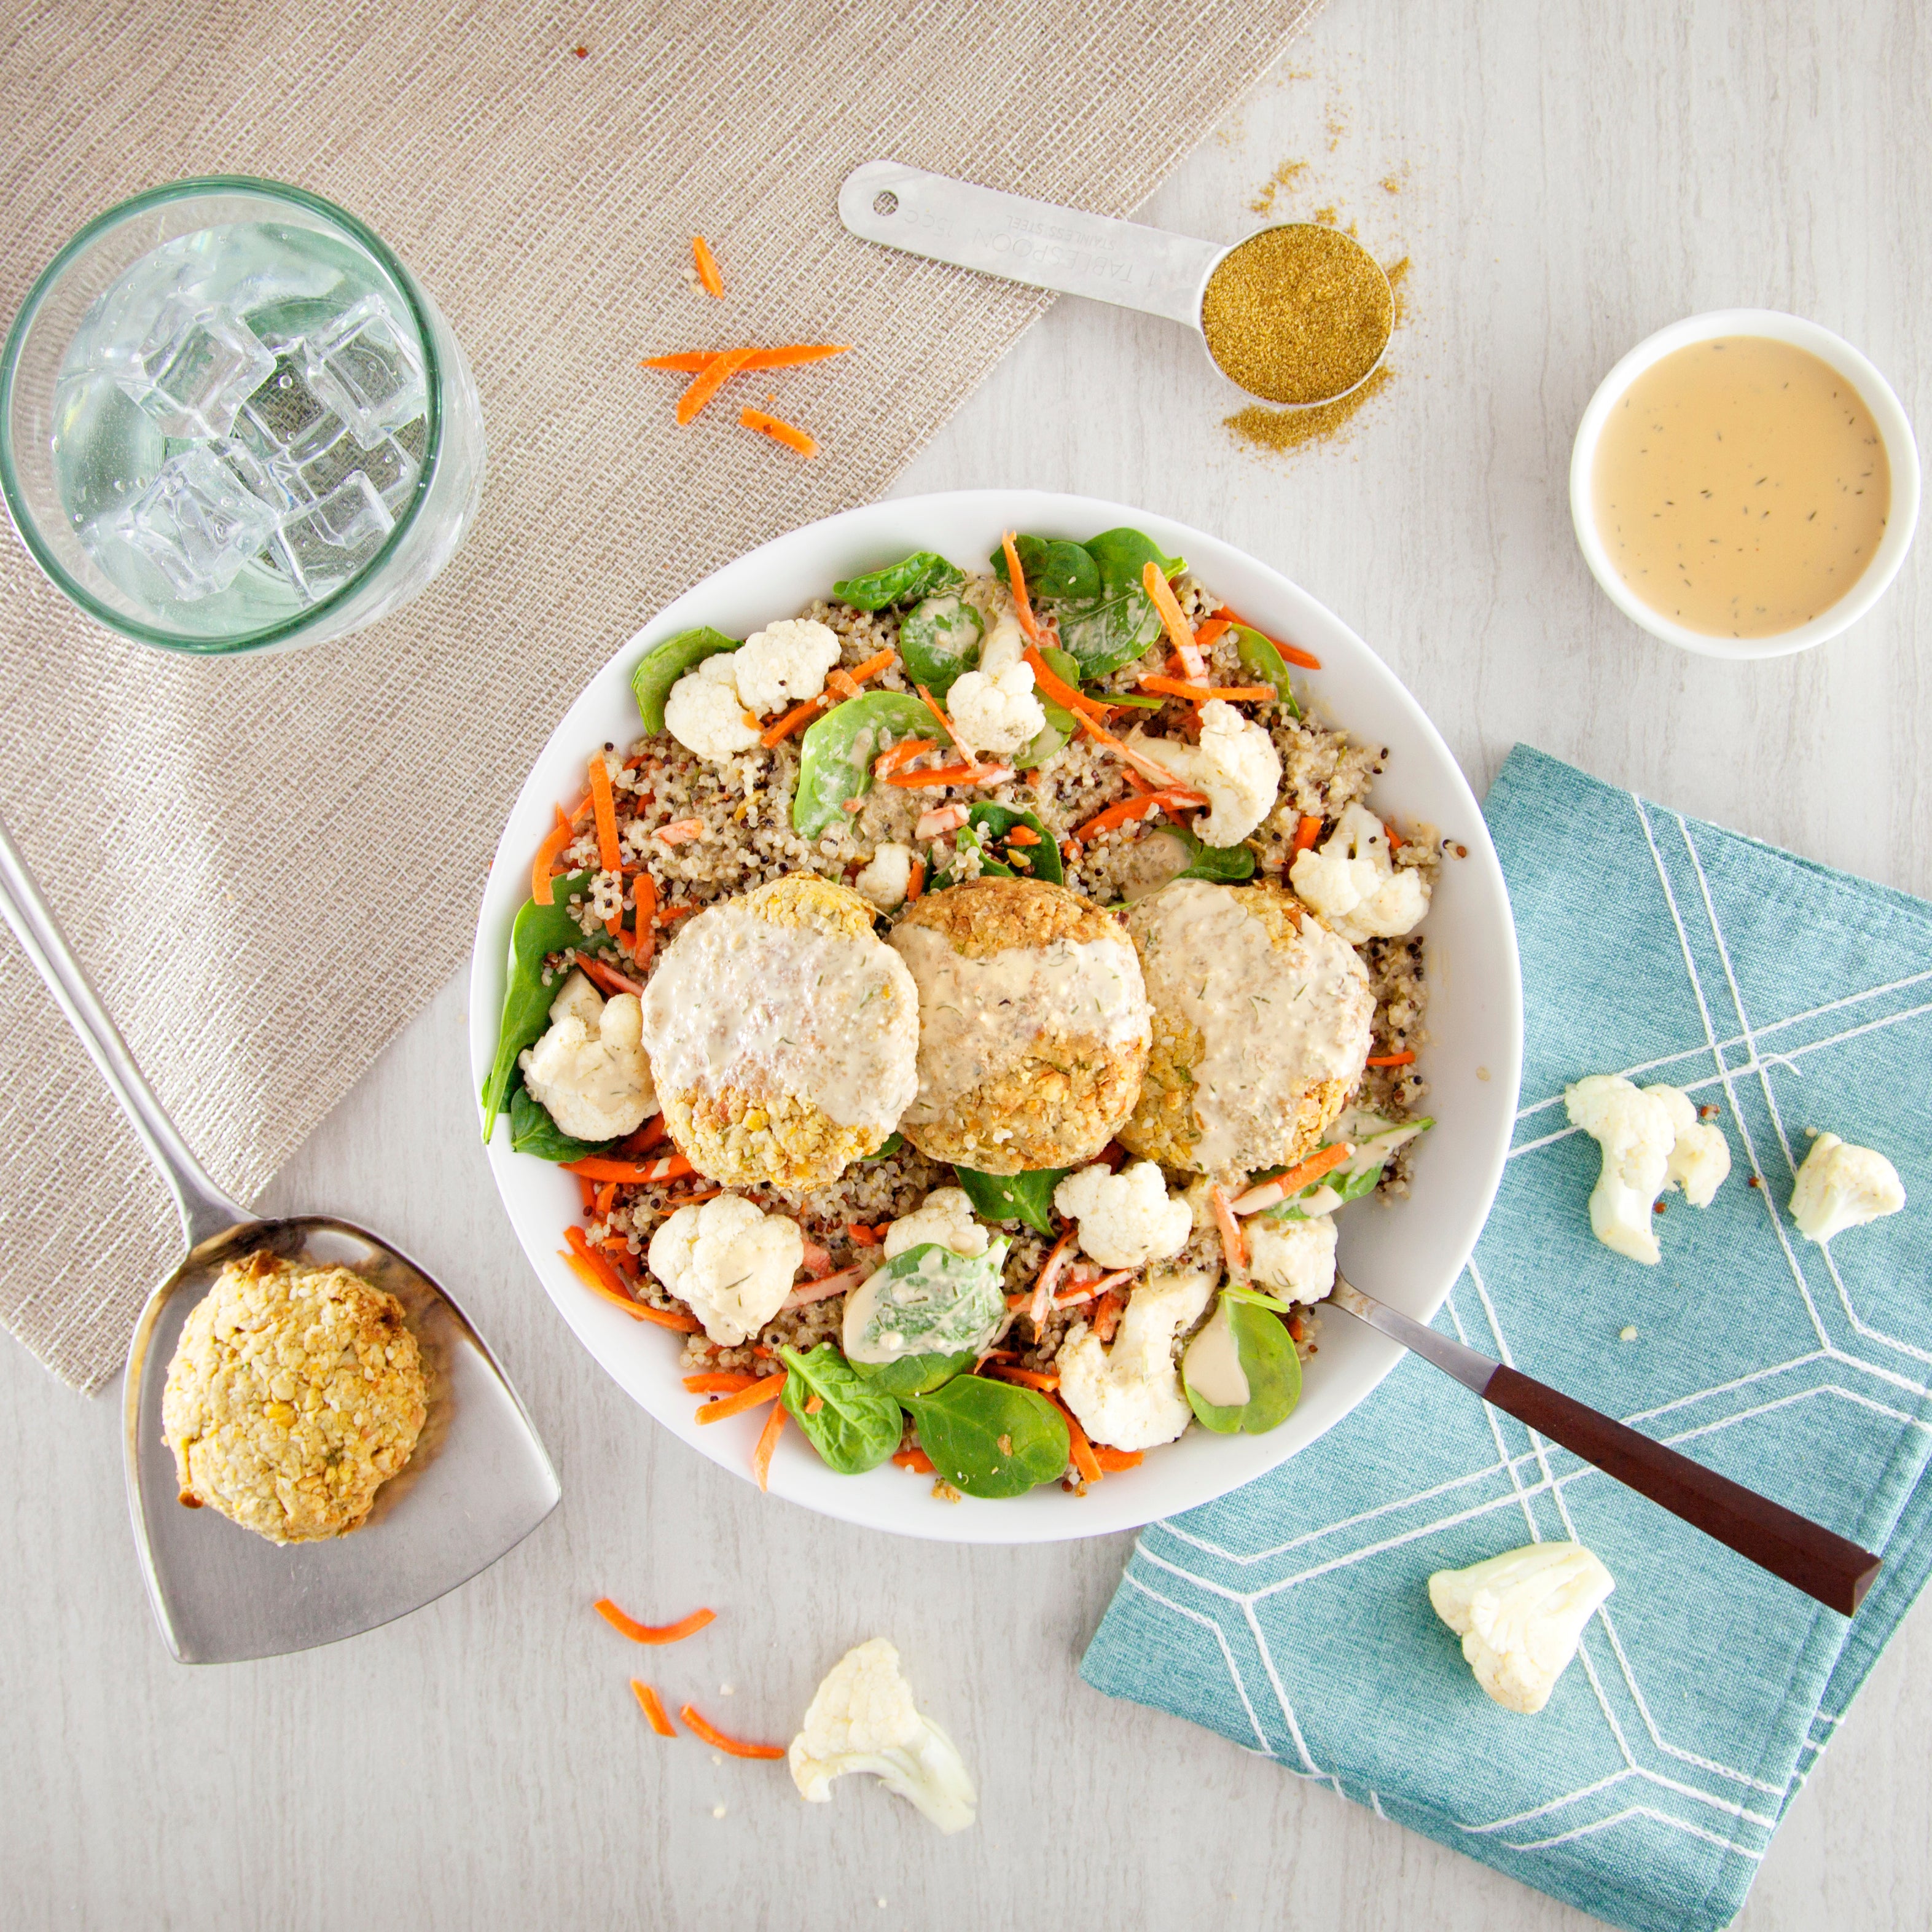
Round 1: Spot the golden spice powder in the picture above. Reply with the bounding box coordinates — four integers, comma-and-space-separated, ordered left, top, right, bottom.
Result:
1201, 224, 1393, 407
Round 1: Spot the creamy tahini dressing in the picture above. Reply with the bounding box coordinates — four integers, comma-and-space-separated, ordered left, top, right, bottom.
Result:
890, 924, 1150, 1125
640, 901, 918, 1128
1128, 880, 1372, 1171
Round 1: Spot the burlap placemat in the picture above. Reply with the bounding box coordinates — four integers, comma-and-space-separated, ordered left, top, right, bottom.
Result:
0, 0, 1324, 1392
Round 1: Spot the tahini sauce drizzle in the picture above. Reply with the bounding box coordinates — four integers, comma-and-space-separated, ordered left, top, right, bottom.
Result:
1127, 880, 1372, 1172
640, 901, 918, 1128
889, 925, 1150, 1126
1591, 337, 1890, 638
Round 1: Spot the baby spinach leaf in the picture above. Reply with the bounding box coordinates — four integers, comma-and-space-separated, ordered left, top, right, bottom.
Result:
630, 625, 738, 735
850, 1347, 977, 1399
953, 1162, 1068, 1236
995, 534, 1099, 601
897, 593, 984, 698
843, 1239, 1010, 1364
902, 1375, 1070, 1498
794, 692, 948, 838
833, 551, 964, 611
966, 803, 1065, 886
480, 870, 612, 1135
1261, 1113, 1435, 1219
995, 529, 1184, 681
777, 1345, 905, 1475
1015, 692, 1075, 772
1232, 625, 1302, 719
861, 1132, 905, 1160
1183, 1291, 1302, 1435
1164, 823, 1256, 885
508, 1077, 619, 1162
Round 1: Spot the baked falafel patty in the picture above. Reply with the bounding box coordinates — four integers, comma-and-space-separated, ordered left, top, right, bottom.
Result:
888, 877, 1151, 1175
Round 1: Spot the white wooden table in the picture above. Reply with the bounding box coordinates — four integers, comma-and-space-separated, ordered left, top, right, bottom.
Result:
6, 2, 1926, 1925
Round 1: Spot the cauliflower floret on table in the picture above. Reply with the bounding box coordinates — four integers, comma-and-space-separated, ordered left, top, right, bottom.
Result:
1428, 1541, 1615, 1715
1133, 699, 1280, 847
789, 1638, 976, 1833
1288, 800, 1429, 942
1246, 1213, 1337, 1304
517, 969, 657, 1142
1563, 1074, 1731, 1262
945, 614, 1046, 756
1789, 1131, 1906, 1244
732, 617, 842, 717
882, 1186, 989, 1261
1054, 1160, 1192, 1269
647, 1194, 804, 1345
854, 840, 916, 910
663, 652, 761, 761
1057, 1266, 1213, 1451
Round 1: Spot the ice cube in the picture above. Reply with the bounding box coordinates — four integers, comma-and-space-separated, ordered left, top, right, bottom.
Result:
235, 351, 330, 449
106, 300, 275, 440
272, 472, 394, 596
108, 447, 280, 600
353, 433, 417, 506
302, 295, 426, 441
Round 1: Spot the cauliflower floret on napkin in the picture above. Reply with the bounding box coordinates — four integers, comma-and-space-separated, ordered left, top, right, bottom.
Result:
1789, 1131, 1906, 1244
647, 1194, 804, 1345
517, 969, 657, 1141
1428, 1541, 1616, 1715
1563, 1075, 1731, 1262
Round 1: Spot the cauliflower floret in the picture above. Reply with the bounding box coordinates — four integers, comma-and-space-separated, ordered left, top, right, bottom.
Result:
1428, 1542, 1615, 1715
647, 1194, 804, 1345
663, 652, 761, 761
1288, 801, 1429, 941
1053, 1160, 1192, 1269
1647, 1083, 1732, 1207
945, 628, 1046, 756
1789, 1132, 1906, 1244
517, 969, 657, 1142
1132, 700, 1281, 847
1057, 1266, 1213, 1451
789, 1638, 976, 1834
882, 1186, 989, 1261
854, 841, 915, 910
732, 617, 842, 717
1246, 1214, 1337, 1303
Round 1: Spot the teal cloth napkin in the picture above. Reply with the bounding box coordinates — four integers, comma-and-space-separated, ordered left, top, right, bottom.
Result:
1081, 744, 1932, 1932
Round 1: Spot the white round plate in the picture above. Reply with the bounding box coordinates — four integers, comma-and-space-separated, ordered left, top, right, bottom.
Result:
467, 490, 1523, 1543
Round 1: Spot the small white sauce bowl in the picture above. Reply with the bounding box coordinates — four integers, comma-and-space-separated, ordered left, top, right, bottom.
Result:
1569, 308, 1920, 661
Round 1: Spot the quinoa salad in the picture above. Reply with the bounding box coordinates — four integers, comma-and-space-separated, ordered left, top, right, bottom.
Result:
481, 527, 1442, 1503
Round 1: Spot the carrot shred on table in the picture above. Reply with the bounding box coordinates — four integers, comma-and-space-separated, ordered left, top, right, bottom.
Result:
1055, 1396, 1103, 1485
987, 1364, 1060, 1393
632, 1680, 678, 1737
694, 1371, 787, 1425
1367, 1050, 1417, 1068
751, 1399, 787, 1491
1210, 1183, 1248, 1273
690, 234, 725, 297
679, 1704, 787, 1759
1213, 603, 1321, 670
596, 1597, 717, 1644
675, 344, 756, 424
1020, 646, 1109, 720
639, 343, 850, 372
893, 1447, 936, 1474
1293, 814, 1323, 855
1071, 789, 1207, 843
531, 806, 576, 905
760, 696, 827, 747
1001, 530, 1039, 643
588, 753, 622, 871
905, 855, 926, 901
739, 405, 817, 456
874, 737, 937, 778
1141, 561, 1206, 681
1136, 675, 1277, 703
1092, 1444, 1143, 1472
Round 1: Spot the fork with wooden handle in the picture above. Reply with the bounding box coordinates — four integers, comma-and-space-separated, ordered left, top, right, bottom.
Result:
1329, 1276, 1882, 1616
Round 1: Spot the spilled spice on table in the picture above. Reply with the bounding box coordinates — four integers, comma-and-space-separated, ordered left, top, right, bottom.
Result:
1248, 158, 1309, 216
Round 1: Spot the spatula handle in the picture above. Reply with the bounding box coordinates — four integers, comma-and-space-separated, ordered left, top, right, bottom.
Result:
1485, 1366, 1882, 1616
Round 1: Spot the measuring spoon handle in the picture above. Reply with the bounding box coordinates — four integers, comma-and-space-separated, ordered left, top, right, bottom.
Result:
839, 160, 1219, 328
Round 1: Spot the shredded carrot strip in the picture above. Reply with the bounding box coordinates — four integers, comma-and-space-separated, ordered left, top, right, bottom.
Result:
987, 1364, 1060, 1393
572, 952, 646, 999
1027, 1224, 1079, 1331
690, 235, 725, 297
531, 805, 576, 905
694, 1371, 787, 1425
632, 1680, 678, 1736
1367, 1050, 1417, 1068
844, 647, 896, 686
738, 404, 816, 455
1093, 1445, 1143, 1472
1214, 604, 1321, 670
654, 819, 705, 845
588, 754, 622, 872
846, 1222, 882, 1245
1191, 617, 1232, 652
1293, 814, 1323, 855
915, 803, 969, 840
1001, 531, 1039, 643
1136, 675, 1277, 703
1141, 561, 1205, 680
1230, 1141, 1355, 1215
1055, 1396, 1103, 1485
999, 826, 1041, 848
913, 684, 966, 757
576, 1175, 598, 1215
565, 1152, 695, 1184
805, 1393, 824, 1413
629, 873, 659, 966
595, 1598, 717, 1645
883, 762, 1014, 790
679, 1705, 787, 1759
893, 1447, 936, 1474
594, 1179, 617, 1217
675, 345, 756, 424
683, 1372, 762, 1394
1071, 789, 1207, 843
659, 902, 696, 921
639, 343, 850, 372
759, 696, 826, 748
1210, 1183, 1248, 1273
874, 738, 937, 778
752, 1399, 787, 1491
905, 856, 925, 901
1073, 707, 1184, 788
565, 1225, 632, 1295
617, 1114, 671, 1157
1091, 1288, 1125, 1345
1019, 646, 1109, 720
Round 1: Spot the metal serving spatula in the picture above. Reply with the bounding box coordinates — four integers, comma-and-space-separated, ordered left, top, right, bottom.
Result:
1330, 1275, 1882, 1616
0, 815, 560, 1663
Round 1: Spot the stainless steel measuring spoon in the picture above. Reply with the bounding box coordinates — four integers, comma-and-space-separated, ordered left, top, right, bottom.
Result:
839, 158, 1392, 406
0, 814, 560, 1662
